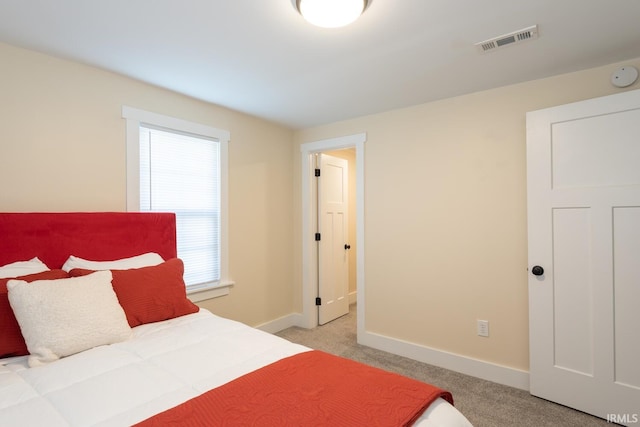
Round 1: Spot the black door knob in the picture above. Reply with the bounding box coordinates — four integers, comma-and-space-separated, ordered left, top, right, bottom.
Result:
344, 244, 351, 250
531, 265, 544, 276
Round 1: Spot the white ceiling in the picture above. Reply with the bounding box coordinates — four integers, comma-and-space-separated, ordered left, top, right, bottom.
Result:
1, 0, 640, 129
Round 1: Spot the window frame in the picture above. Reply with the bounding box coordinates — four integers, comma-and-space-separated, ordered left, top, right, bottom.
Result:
123, 106, 233, 301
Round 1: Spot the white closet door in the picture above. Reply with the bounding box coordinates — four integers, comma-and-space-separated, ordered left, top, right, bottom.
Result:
527, 89, 640, 425
318, 153, 350, 325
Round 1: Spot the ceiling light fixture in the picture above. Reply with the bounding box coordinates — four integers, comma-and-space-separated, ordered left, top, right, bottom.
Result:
294, 0, 369, 28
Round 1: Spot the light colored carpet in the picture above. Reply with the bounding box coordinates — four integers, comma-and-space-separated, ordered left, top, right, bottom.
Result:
275, 305, 611, 427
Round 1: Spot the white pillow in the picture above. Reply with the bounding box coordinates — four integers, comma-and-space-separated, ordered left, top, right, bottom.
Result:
0, 257, 49, 278
7, 271, 132, 367
61, 252, 164, 272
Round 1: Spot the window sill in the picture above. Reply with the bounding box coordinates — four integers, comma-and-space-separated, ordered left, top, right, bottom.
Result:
187, 280, 234, 302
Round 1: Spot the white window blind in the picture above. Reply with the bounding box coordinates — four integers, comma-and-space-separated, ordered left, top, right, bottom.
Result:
139, 125, 220, 287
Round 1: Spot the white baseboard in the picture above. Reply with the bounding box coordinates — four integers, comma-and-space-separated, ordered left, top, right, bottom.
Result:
348, 291, 357, 305
359, 330, 530, 391
255, 313, 304, 334
256, 311, 529, 391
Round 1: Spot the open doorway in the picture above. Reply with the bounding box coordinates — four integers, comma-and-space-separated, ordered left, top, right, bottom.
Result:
299, 133, 366, 342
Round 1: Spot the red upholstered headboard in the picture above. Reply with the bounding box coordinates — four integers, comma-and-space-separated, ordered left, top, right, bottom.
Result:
0, 212, 177, 269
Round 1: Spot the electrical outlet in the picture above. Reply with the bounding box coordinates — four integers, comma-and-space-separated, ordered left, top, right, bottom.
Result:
477, 320, 489, 337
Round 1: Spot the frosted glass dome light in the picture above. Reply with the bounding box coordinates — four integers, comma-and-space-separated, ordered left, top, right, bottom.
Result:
295, 0, 369, 28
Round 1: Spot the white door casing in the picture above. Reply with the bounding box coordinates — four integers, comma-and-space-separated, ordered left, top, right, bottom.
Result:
299, 133, 365, 335
317, 153, 350, 325
527, 89, 640, 424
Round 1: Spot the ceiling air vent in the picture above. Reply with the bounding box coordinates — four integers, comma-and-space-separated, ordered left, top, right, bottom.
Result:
475, 25, 538, 53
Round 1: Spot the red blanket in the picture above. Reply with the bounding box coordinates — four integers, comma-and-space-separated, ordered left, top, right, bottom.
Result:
135, 350, 453, 427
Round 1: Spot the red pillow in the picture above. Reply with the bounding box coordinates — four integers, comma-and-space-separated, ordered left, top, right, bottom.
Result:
70, 258, 199, 327
1, 269, 70, 358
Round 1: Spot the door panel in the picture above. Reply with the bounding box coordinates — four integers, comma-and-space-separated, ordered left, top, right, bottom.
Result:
551, 109, 640, 189
318, 154, 349, 325
551, 207, 593, 375
527, 89, 640, 424
613, 207, 640, 388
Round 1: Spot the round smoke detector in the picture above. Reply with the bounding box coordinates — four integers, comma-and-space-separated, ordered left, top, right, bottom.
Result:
611, 66, 638, 88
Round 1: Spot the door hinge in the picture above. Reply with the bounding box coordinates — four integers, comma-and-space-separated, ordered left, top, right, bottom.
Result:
315, 297, 322, 306
315, 168, 321, 177
315, 232, 321, 241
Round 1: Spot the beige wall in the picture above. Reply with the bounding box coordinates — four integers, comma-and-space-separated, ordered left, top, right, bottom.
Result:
293, 58, 640, 371
0, 42, 296, 327
4, 38, 640, 374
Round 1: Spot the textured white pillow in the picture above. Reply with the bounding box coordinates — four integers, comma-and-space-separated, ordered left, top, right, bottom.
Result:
61, 252, 164, 272
7, 271, 132, 367
0, 257, 49, 278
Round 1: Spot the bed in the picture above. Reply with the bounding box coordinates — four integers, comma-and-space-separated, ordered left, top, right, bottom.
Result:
0, 212, 472, 426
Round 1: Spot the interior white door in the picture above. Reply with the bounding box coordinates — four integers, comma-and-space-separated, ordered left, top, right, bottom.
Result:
527, 89, 640, 424
318, 153, 349, 325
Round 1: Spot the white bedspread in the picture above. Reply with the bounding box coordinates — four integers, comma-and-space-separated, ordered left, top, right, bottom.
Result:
0, 309, 471, 426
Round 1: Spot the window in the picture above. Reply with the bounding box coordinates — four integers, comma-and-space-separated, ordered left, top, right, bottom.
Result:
123, 106, 232, 301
